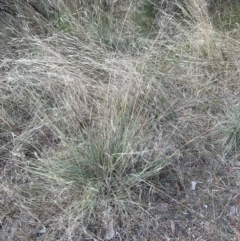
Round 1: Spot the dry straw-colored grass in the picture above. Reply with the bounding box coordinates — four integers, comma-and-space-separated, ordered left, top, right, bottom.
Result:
1, 0, 240, 240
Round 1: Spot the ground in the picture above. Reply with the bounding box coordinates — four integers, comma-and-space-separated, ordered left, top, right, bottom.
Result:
1, 0, 240, 240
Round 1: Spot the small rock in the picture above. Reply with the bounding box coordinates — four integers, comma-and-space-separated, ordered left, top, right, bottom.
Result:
230, 206, 236, 216
37, 227, 46, 237
191, 181, 197, 191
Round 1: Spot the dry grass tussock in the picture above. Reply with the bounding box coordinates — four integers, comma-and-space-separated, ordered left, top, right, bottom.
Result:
1, 0, 240, 240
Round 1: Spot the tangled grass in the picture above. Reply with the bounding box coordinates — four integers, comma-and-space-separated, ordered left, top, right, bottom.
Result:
1, 0, 240, 240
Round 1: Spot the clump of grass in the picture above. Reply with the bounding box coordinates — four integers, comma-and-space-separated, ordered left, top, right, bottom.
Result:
33, 106, 167, 202
9, 77, 170, 239
209, 0, 240, 31
218, 106, 240, 156
132, 0, 158, 36
180, 0, 220, 60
